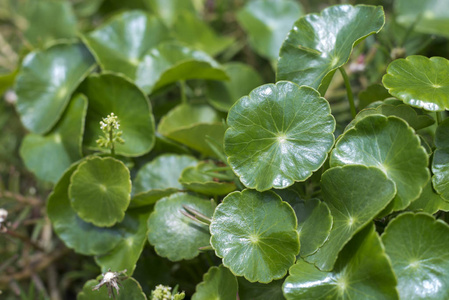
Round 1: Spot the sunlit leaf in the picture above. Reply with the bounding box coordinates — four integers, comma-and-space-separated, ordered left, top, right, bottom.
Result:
383, 56, 449, 111
192, 265, 238, 300
210, 189, 299, 283
225, 81, 335, 191
15, 42, 95, 134
20, 94, 87, 184
147, 0, 197, 27
305, 165, 396, 271
382, 212, 449, 299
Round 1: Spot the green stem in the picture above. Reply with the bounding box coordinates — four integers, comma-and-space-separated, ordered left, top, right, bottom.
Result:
109, 129, 115, 156
339, 67, 356, 119
437, 111, 444, 125
180, 80, 187, 104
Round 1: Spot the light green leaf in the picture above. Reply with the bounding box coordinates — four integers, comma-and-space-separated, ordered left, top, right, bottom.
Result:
237, 0, 303, 61
158, 104, 226, 157
225, 81, 335, 191
80, 73, 155, 157
346, 104, 435, 132
136, 42, 228, 94
382, 56, 449, 111
432, 118, 449, 202
206, 62, 264, 112
305, 165, 396, 271
331, 115, 429, 210
147, 193, 216, 261
20, 94, 87, 184
210, 189, 299, 283
179, 161, 236, 196
69, 156, 131, 227
147, 0, 197, 27
172, 12, 234, 56
284, 224, 399, 300
131, 154, 197, 207
77, 277, 146, 300
277, 5, 384, 93
83, 10, 170, 81
192, 265, 238, 300
382, 212, 449, 299
23, 0, 77, 47
47, 163, 123, 256
238, 277, 284, 300
394, 0, 449, 37
15, 42, 95, 134
95, 208, 151, 276
407, 180, 449, 214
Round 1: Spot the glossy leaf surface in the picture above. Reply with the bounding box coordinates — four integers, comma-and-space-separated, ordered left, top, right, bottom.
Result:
147, 193, 215, 261
47, 163, 123, 255
83, 10, 169, 80
77, 277, 146, 300
210, 189, 299, 283
225, 81, 335, 191
382, 213, 449, 299
69, 157, 131, 227
383, 56, 449, 111
207, 62, 263, 112
95, 208, 151, 276
407, 181, 449, 214
284, 224, 398, 299
80, 73, 155, 156
432, 118, 449, 202
306, 166, 396, 271
15, 42, 95, 134
158, 104, 226, 157
394, 0, 449, 37
136, 42, 228, 93
237, 0, 303, 61
192, 265, 238, 300
277, 5, 384, 92
331, 115, 429, 210
20, 94, 87, 184
179, 161, 236, 196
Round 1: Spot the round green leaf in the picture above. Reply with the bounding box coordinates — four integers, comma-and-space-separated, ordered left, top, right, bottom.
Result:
80, 73, 155, 157
382, 56, 449, 111
179, 161, 236, 196
210, 189, 299, 283
382, 213, 449, 299
346, 103, 435, 132
158, 104, 226, 157
394, 0, 449, 37
408, 180, 449, 214
47, 163, 123, 256
331, 115, 429, 210
20, 94, 87, 184
206, 62, 263, 112
136, 42, 228, 94
284, 224, 399, 300
147, 192, 216, 261
225, 81, 335, 191
69, 156, 131, 227
192, 265, 238, 300
172, 12, 234, 56
23, 0, 77, 47
432, 118, 449, 202
83, 10, 170, 81
95, 208, 151, 276
237, 0, 303, 61
15, 42, 96, 134
305, 165, 396, 271
238, 277, 285, 300
277, 4, 384, 93
147, 0, 197, 27
77, 277, 146, 300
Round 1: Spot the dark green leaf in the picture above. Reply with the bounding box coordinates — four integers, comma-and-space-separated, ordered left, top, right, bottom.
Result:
77, 277, 146, 300
407, 181, 449, 214
238, 277, 285, 300
432, 118, 449, 202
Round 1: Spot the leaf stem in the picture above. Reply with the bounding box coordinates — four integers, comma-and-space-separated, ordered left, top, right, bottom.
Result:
339, 67, 356, 119
109, 128, 115, 156
180, 80, 187, 104
437, 112, 444, 125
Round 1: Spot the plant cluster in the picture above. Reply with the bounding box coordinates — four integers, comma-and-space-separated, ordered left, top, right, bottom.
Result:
1, 0, 449, 299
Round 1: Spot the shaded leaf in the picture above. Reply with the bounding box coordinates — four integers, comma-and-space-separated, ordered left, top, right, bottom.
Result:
225, 81, 335, 191
432, 118, 449, 202
407, 180, 449, 214
192, 265, 238, 300
305, 165, 396, 271
77, 277, 146, 300
238, 277, 284, 300
210, 189, 299, 283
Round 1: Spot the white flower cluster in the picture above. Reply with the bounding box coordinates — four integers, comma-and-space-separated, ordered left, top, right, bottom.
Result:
99, 112, 120, 131
150, 285, 185, 300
